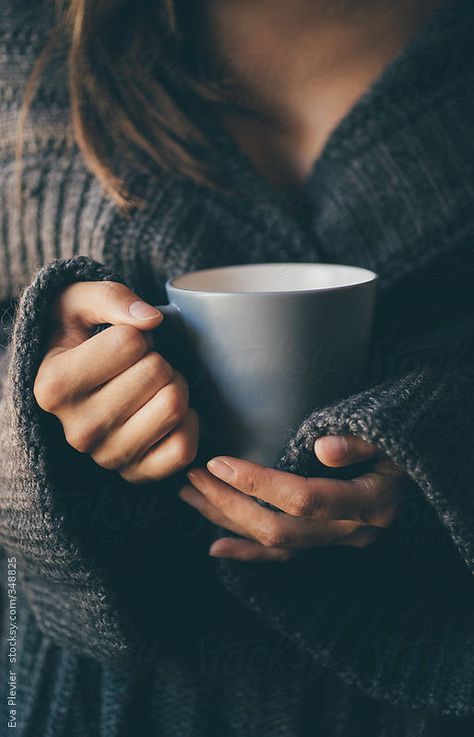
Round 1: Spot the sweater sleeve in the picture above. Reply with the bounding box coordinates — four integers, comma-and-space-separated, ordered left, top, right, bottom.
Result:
0, 256, 214, 668
213, 307, 474, 717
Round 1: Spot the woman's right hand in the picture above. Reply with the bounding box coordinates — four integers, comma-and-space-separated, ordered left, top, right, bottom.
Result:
33, 281, 199, 483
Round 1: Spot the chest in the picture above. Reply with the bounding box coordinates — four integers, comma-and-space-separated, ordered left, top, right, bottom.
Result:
203, 0, 425, 193
216, 109, 327, 194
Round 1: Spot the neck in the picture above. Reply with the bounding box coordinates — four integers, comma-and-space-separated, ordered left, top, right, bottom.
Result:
205, 0, 451, 129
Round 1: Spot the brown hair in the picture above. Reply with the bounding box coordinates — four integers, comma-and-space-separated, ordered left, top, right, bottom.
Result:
19, 0, 244, 208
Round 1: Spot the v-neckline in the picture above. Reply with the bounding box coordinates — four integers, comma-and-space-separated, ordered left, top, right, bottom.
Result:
203, 0, 461, 222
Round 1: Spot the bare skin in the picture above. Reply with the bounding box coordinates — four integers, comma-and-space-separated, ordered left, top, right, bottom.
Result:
179, 0, 448, 560
34, 282, 199, 483
179, 437, 409, 560
35, 0, 447, 561
204, 0, 451, 190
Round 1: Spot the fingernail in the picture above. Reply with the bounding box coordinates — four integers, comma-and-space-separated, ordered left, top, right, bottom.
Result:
315, 436, 347, 461
208, 541, 231, 558
178, 487, 195, 502
207, 457, 236, 482
128, 300, 162, 320
208, 542, 221, 557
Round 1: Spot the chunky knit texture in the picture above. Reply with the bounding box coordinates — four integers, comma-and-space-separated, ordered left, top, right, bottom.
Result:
1, 1, 474, 735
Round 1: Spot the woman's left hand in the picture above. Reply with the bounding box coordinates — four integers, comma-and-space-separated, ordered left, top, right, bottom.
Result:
178, 435, 409, 562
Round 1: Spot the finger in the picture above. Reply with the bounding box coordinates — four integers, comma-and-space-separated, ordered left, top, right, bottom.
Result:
202, 456, 366, 520
82, 349, 175, 425
91, 372, 189, 469
344, 473, 399, 527
314, 435, 380, 467
179, 485, 256, 540
180, 482, 329, 551
52, 281, 163, 344
297, 472, 396, 526
208, 538, 295, 562
119, 408, 199, 483
333, 526, 382, 548
199, 460, 397, 527
205, 455, 334, 517
182, 468, 360, 547
36, 325, 155, 407
186, 469, 292, 545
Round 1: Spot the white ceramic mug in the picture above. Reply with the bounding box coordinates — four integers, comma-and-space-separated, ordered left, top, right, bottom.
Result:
153, 263, 377, 466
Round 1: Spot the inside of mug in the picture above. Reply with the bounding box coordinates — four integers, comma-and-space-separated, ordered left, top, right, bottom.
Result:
171, 263, 376, 293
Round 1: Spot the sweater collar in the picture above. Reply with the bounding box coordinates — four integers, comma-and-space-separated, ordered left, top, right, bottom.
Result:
204, 0, 474, 288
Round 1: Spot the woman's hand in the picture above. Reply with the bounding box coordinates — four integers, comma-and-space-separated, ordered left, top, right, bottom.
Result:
34, 281, 199, 482
178, 436, 408, 561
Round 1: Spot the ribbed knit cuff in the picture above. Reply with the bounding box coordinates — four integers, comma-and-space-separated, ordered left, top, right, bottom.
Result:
2, 257, 171, 667
214, 368, 474, 717
276, 370, 474, 574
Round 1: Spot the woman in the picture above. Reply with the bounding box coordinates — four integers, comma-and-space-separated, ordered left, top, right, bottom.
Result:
1, 0, 474, 734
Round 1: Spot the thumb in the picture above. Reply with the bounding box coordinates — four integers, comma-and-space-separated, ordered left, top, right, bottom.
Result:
52, 280, 164, 335
314, 435, 380, 467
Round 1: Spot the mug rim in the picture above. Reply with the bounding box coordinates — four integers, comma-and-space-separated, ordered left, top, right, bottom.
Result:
167, 262, 378, 297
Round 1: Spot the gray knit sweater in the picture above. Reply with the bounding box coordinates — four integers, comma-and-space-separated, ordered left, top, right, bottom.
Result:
1, 1, 474, 735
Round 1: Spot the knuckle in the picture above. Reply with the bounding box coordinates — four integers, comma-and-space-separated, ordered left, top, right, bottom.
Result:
95, 457, 117, 471
64, 424, 97, 454
161, 380, 189, 427
34, 369, 62, 412
34, 360, 75, 413
119, 463, 144, 485
245, 475, 259, 497
287, 490, 313, 517
110, 324, 148, 361
91, 448, 121, 471
171, 429, 198, 470
140, 351, 173, 386
259, 524, 285, 549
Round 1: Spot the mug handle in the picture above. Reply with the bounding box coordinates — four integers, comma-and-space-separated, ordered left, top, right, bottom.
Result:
155, 303, 182, 319
153, 304, 215, 458
153, 303, 203, 389
154, 304, 185, 340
